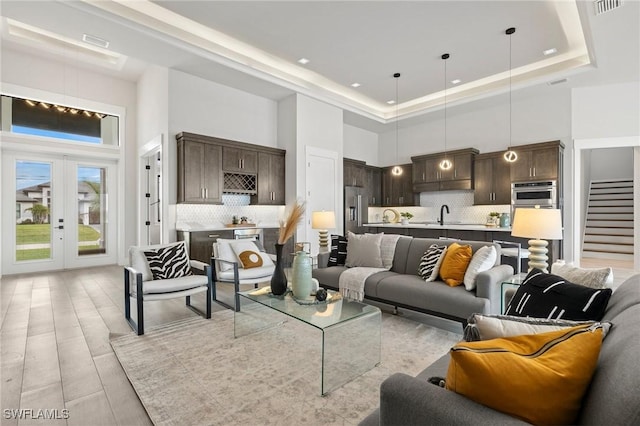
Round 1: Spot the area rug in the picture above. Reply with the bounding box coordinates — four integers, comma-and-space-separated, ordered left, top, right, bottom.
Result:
110, 309, 462, 426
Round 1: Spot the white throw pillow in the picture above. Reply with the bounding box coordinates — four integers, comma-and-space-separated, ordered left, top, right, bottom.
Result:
230, 241, 273, 269
462, 245, 497, 291
550, 262, 613, 289
380, 233, 401, 270
345, 232, 383, 268
464, 314, 611, 342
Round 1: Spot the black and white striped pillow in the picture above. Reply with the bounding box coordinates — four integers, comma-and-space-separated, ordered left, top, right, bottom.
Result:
328, 235, 348, 266
505, 268, 612, 321
419, 244, 448, 282
144, 242, 192, 281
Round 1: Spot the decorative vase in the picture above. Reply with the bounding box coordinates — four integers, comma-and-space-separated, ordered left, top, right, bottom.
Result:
270, 243, 288, 296
291, 250, 313, 300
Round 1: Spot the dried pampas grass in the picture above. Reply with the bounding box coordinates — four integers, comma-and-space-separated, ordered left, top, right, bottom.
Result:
278, 200, 305, 244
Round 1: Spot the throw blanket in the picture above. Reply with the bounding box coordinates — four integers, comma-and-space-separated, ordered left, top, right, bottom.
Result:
339, 267, 386, 301
339, 234, 401, 301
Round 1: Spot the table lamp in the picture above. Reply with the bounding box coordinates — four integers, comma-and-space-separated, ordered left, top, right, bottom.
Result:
312, 211, 336, 253
510, 206, 563, 273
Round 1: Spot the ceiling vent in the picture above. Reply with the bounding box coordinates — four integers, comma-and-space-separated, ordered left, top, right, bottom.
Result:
548, 78, 568, 86
82, 33, 109, 49
594, 0, 623, 15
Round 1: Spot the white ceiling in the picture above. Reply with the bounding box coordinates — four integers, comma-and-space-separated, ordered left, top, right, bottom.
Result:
1, 0, 638, 131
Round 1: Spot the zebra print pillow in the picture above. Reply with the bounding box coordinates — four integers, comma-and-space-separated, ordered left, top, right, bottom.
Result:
144, 242, 192, 280
419, 244, 448, 282
327, 235, 348, 266
505, 268, 612, 321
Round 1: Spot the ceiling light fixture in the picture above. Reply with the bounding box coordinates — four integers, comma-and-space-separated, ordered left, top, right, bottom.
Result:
391, 72, 403, 176
386, 100, 396, 105
503, 27, 518, 163
297, 58, 310, 65
439, 53, 452, 171
543, 47, 557, 56
351, 82, 361, 88
451, 79, 461, 85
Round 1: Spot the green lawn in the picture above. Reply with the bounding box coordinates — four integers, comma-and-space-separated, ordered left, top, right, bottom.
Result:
16, 224, 101, 244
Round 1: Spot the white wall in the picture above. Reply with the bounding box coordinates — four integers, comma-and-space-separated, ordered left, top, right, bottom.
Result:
378, 88, 572, 166
344, 124, 378, 165
168, 70, 278, 148
589, 147, 634, 181
572, 82, 640, 139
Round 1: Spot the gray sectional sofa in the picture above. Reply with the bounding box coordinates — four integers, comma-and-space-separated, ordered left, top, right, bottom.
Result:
312, 236, 514, 326
359, 273, 640, 425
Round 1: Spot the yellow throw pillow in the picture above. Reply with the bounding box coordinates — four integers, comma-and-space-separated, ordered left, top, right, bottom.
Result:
445, 324, 604, 425
438, 242, 472, 286
237, 250, 264, 269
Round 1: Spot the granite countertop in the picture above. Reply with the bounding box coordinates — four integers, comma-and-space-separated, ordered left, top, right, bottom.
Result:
176, 222, 280, 231
364, 222, 512, 232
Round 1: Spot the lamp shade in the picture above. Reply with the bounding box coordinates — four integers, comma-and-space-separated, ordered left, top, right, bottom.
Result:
511, 207, 563, 240
312, 211, 336, 230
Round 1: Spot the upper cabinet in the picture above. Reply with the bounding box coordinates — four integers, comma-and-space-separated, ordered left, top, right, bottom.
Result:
343, 158, 367, 187
222, 147, 258, 173
257, 151, 286, 205
382, 164, 415, 207
473, 152, 511, 205
411, 148, 478, 192
177, 138, 223, 204
365, 165, 382, 207
510, 141, 564, 182
176, 132, 286, 205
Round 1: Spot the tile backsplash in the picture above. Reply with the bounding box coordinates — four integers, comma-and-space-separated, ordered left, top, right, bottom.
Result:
176, 195, 284, 227
369, 190, 510, 224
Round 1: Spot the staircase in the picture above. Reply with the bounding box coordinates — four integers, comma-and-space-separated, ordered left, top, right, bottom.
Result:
582, 179, 635, 261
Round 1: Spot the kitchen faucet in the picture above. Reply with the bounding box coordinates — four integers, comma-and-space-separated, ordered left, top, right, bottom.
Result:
439, 204, 450, 226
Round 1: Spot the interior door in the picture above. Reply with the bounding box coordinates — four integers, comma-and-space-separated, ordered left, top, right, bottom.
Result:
2, 152, 117, 274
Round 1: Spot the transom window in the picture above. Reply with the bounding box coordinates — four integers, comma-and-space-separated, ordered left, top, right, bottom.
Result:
0, 95, 119, 146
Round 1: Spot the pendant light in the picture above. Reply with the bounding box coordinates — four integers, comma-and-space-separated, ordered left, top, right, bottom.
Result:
391, 72, 403, 176
439, 53, 452, 170
503, 27, 518, 163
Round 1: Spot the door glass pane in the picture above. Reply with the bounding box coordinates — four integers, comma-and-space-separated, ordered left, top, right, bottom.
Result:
78, 167, 107, 255
15, 161, 52, 261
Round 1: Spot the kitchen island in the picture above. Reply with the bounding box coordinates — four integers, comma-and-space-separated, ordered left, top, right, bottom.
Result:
363, 222, 559, 271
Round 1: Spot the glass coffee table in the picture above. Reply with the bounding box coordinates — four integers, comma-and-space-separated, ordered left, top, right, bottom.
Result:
235, 287, 381, 396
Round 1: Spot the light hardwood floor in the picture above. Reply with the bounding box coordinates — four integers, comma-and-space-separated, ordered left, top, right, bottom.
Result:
1, 265, 231, 426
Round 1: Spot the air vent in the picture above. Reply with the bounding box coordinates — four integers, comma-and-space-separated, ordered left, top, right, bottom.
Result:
223, 172, 257, 194
548, 78, 568, 86
82, 33, 110, 49
594, 0, 623, 15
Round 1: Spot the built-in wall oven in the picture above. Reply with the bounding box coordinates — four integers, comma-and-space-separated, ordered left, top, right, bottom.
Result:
511, 180, 557, 210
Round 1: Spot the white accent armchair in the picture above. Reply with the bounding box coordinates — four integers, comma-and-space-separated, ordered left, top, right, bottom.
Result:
124, 242, 212, 335
211, 240, 275, 311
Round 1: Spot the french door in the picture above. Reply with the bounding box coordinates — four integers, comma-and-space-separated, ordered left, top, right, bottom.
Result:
2, 152, 118, 274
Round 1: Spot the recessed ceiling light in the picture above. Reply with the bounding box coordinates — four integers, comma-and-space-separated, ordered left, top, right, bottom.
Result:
543, 48, 557, 56
351, 82, 361, 88
451, 79, 461, 85
387, 100, 396, 105
297, 58, 310, 65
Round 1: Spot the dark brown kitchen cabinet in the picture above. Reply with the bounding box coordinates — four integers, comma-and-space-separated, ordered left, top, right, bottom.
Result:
222, 146, 258, 173
257, 151, 285, 205
177, 139, 223, 204
344, 158, 366, 187
365, 165, 382, 207
510, 141, 563, 182
382, 164, 415, 206
474, 152, 511, 205
177, 229, 233, 263
412, 148, 478, 192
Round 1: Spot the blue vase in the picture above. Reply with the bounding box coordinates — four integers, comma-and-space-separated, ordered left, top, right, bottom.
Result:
270, 243, 288, 296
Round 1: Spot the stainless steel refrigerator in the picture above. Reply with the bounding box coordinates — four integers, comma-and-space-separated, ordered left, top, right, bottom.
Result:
344, 186, 369, 234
